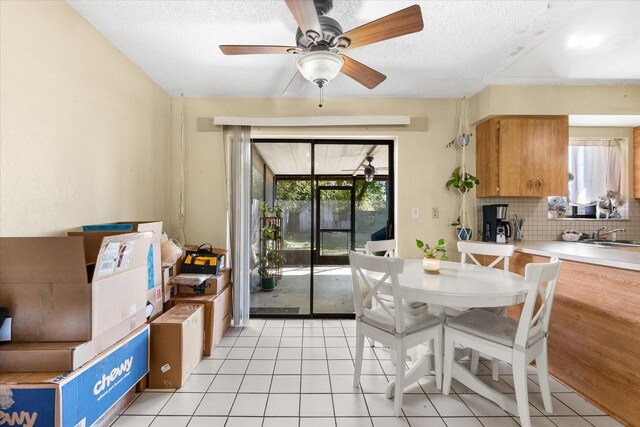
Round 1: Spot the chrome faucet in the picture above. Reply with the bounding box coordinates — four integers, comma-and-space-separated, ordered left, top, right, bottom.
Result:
593, 226, 625, 241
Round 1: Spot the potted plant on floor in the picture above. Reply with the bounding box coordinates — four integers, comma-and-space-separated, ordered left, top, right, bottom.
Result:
259, 202, 283, 290
258, 256, 276, 291
416, 238, 449, 274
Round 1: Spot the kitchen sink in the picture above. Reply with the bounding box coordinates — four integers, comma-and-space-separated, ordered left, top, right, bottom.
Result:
580, 239, 640, 248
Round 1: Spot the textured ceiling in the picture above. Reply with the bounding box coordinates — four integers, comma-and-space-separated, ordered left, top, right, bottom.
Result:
67, 0, 640, 98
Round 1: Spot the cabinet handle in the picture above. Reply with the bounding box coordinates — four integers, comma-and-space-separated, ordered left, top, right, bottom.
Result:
536, 178, 542, 191
528, 178, 533, 191
496, 186, 500, 194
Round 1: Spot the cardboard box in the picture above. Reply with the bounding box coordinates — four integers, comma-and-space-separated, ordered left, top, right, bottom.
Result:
0, 233, 150, 343
146, 285, 164, 322
0, 326, 149, 427
169, 294, 214, 357
1, 340, 99, 373
169, 285, 232, 356
162, 264, 178, 303
149, 304, 204, 389
212, 285, 232, 348
68, 221, 163, 291
177, 268, 231, 296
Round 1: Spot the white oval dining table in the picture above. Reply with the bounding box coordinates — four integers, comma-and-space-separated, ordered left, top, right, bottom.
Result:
398, 259, 529, 310
385, 259, 530, 416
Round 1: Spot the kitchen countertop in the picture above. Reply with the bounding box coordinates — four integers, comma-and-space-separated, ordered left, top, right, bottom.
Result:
515, 240, 640, 271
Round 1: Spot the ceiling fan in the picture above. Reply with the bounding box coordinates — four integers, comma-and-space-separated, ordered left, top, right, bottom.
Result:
219, 0, 424, 105
342, 156, 388, 181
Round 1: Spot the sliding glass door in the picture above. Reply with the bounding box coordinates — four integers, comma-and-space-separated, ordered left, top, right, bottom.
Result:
250, 139, 393, 317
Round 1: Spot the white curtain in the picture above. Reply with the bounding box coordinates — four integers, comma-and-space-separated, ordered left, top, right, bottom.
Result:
568, 138, 622, 205
224, 125, 252, 326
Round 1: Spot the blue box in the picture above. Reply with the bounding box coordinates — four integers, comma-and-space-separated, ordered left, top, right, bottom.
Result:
82, 224, 134, 232
0, 326, 149, 427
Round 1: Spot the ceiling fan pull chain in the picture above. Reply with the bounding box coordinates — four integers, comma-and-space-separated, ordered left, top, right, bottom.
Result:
319, 85, 323, 108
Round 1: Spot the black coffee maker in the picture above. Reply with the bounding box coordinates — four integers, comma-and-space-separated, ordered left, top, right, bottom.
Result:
483, 204, 512, 242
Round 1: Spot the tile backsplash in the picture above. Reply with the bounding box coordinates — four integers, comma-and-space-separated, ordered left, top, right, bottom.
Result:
476, 197, 640, 241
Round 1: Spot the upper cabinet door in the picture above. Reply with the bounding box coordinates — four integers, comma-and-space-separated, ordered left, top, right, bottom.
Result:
532, 116, 568, 196
497, 118, 537, 196
476, 116, 568, 197
476, 118, 500, 197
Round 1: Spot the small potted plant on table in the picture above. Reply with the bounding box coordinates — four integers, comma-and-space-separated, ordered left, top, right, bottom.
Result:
416, 238, 449, 274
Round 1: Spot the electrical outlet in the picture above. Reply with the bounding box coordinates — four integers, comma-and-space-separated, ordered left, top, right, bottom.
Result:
431, 208, 439, 219
411, 207, 419, 219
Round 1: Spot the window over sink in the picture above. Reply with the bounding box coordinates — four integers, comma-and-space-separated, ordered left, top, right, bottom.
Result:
548, 136, 628, 220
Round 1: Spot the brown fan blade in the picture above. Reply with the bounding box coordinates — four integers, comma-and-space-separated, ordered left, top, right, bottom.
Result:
219, 45, 297, 55
284, 0, 322, 38
283, 71, 308, 96
340, 55, 386, 89
341, 4, 424, 51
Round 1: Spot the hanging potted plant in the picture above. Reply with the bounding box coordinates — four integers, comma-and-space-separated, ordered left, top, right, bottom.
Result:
416, 238, 449, 274
451, 216, 473, 241
445, 166, 480, 195
446, 97, 480, 241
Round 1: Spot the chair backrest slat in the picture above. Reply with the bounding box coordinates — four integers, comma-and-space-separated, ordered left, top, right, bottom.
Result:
364, 239, 397, 258
349, 251, 406, 333
514, 256, 561, 349
458, 241, 515, 271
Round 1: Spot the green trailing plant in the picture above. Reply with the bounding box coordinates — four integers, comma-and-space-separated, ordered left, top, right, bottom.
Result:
445, 166, 480, 194
261, 225, 277, 240
257, 257, 273, 279
416, 238, 449, 261
259, 201, 283, 217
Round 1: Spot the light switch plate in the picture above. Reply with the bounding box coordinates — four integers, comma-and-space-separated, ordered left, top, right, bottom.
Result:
411, 208, 419, 219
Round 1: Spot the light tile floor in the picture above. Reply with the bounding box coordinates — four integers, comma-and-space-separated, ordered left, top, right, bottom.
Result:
112, 319, 623, 427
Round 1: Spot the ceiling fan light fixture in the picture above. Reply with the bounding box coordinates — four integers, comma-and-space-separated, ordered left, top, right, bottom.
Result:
364, 162, 375, 182
296, 51, 344, 87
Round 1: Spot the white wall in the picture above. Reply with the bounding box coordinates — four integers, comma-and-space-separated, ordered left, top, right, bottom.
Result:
0, 1, 171, 236
170, 86, 640, 257
468, 85, 640, 124
168, 97, 470, 258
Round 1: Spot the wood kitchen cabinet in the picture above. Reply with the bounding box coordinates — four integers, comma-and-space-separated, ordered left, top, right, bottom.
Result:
507, 252, 640, 426
476, 116, 568, 197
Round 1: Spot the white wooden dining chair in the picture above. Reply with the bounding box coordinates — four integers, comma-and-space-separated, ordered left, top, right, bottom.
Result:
349, 251, 443, 416
457, 241, 516, 379
364, 240, 427, 352
442, 257, 561, 427
364, 239, 397, 257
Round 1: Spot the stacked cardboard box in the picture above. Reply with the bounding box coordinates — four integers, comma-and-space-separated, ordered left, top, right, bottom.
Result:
145, 249, 232, 389
149, 304, 204, 389
68, 221, 164, 322
0, 232, 155, 426
0, 326, 149, 427
162, 262, 179, 308
0, 233, 152, 372
169, 280, 232, 356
